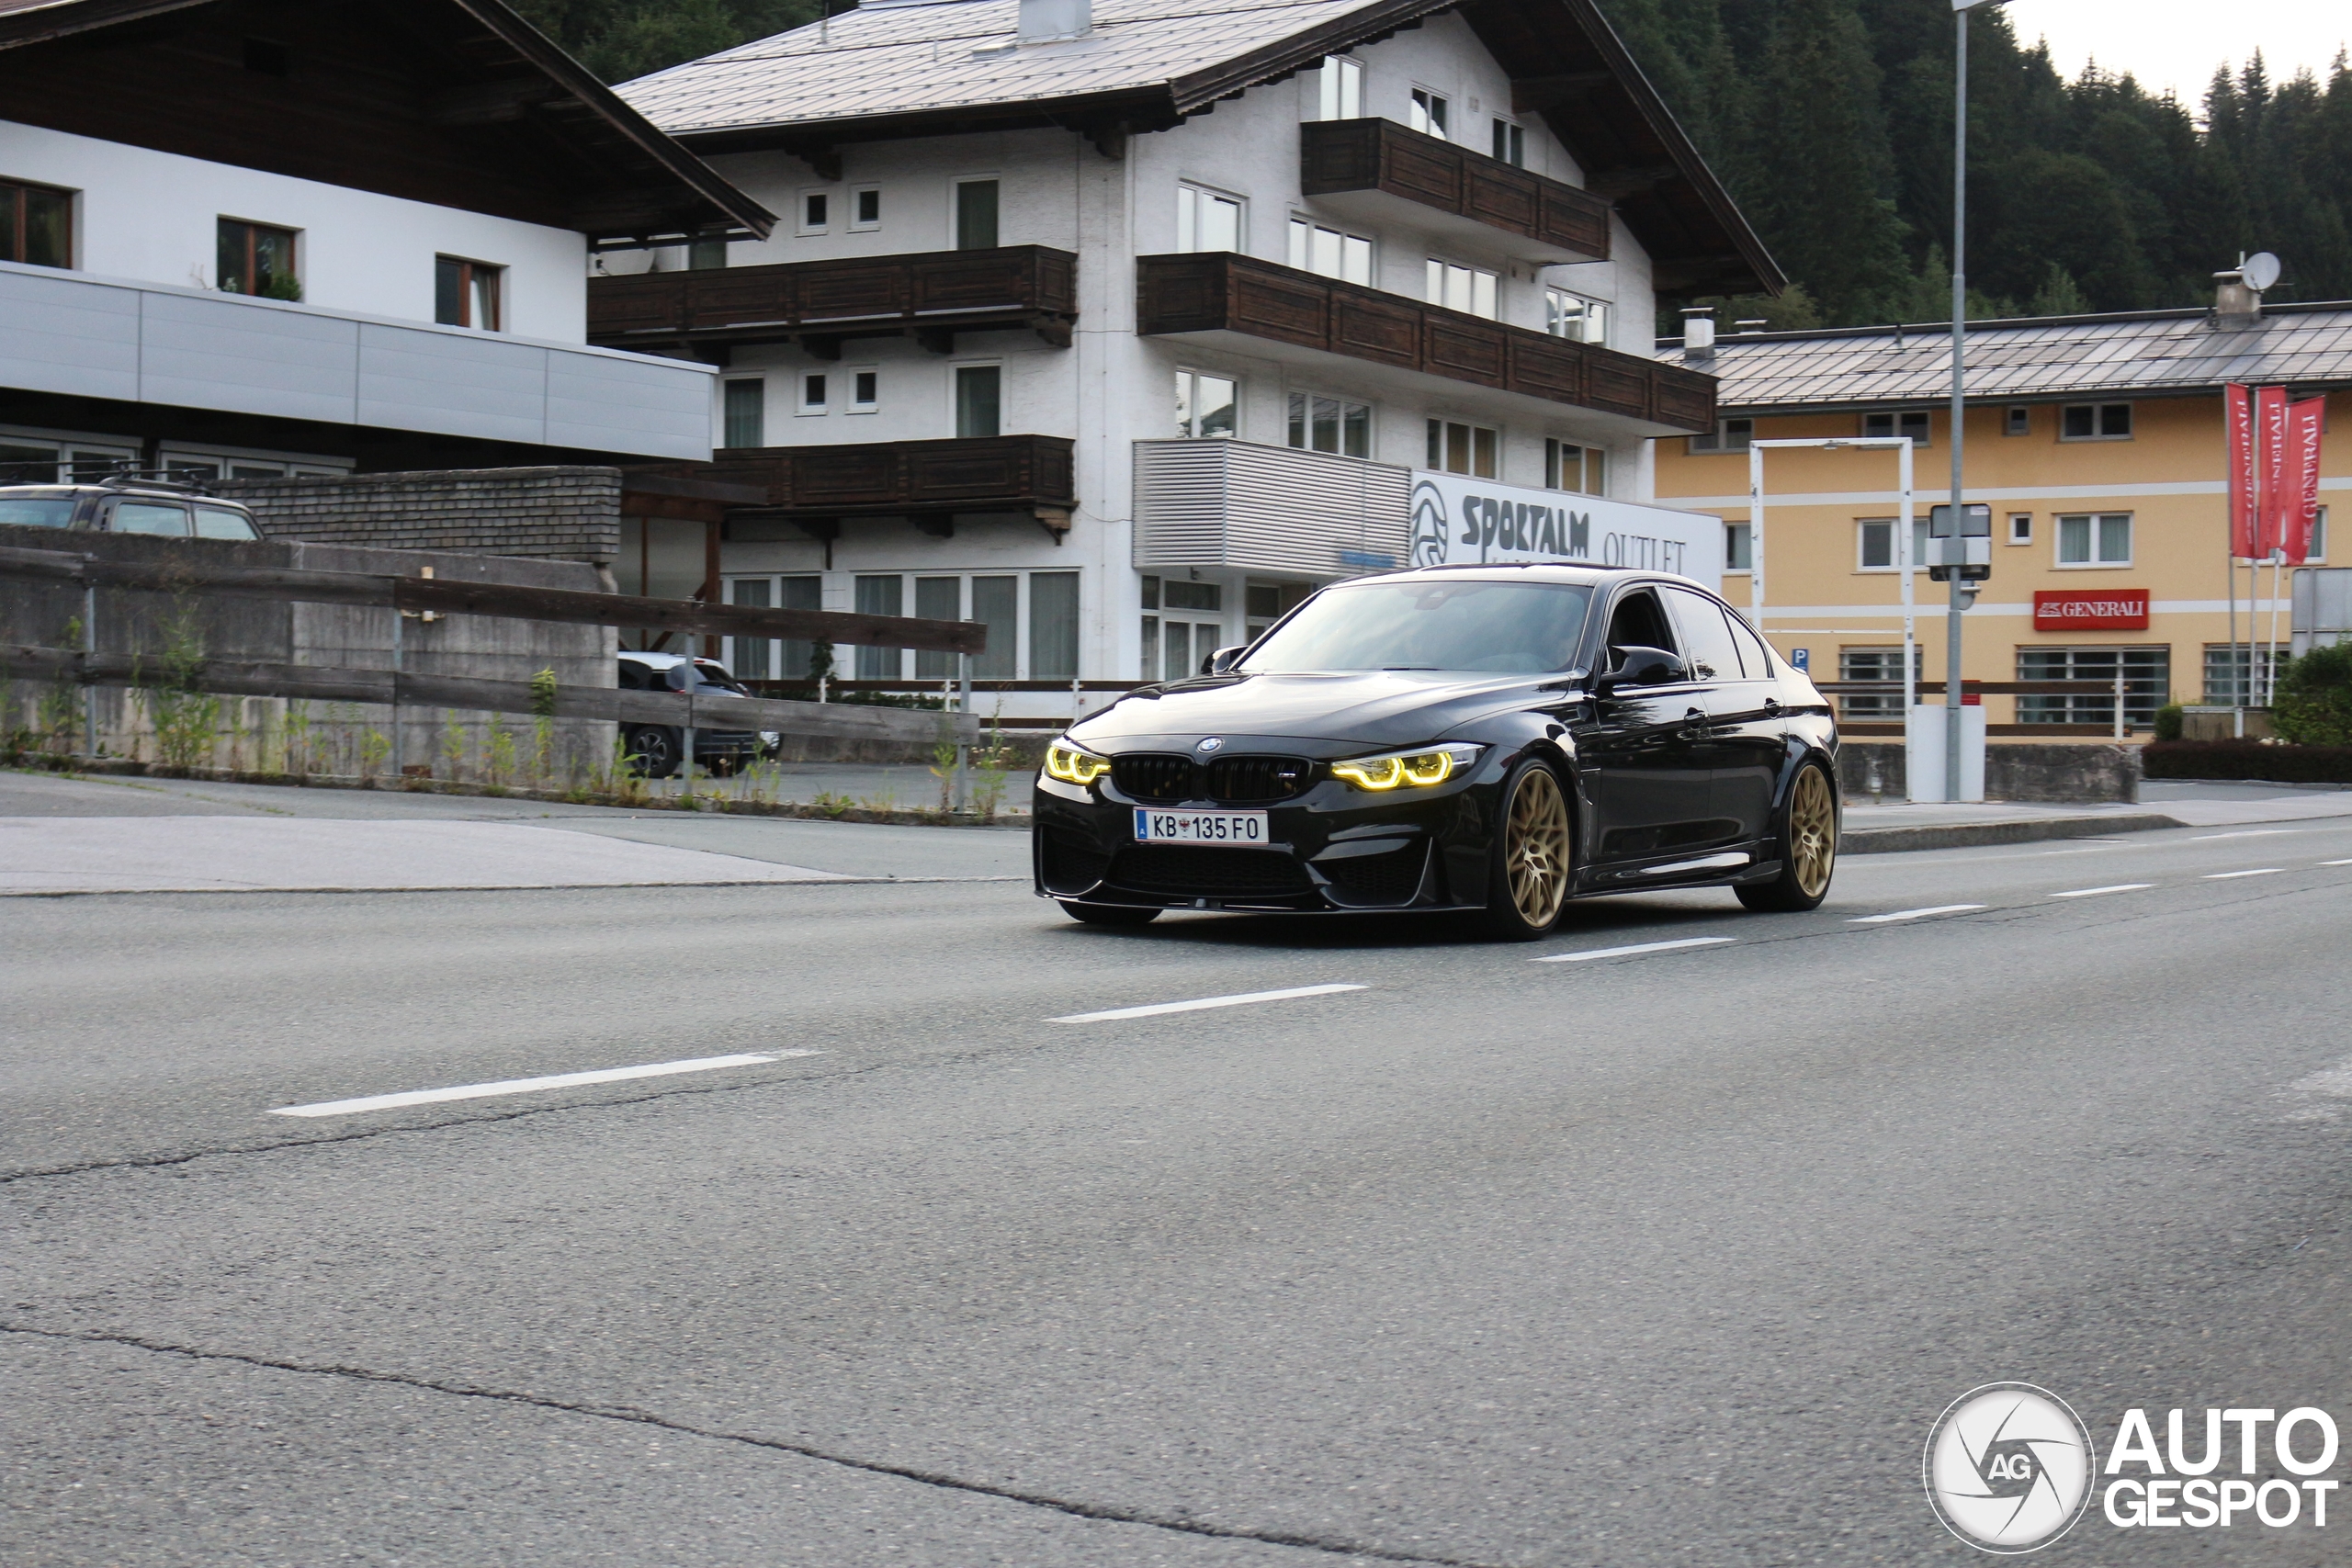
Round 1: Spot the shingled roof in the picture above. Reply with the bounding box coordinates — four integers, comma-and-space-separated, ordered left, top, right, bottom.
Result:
1663, 302, 2352, 413
619, 0, 1780, 297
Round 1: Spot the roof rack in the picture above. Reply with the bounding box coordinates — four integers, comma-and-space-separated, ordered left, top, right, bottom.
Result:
95, 469, 218, 497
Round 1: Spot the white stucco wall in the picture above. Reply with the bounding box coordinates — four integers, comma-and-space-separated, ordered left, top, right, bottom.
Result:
0, 122, 589, 341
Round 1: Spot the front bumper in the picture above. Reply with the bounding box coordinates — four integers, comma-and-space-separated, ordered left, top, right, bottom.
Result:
1031, 770, 1495, 913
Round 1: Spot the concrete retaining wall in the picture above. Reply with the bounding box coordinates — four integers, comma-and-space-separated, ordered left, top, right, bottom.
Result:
1838, 740, 2142, 805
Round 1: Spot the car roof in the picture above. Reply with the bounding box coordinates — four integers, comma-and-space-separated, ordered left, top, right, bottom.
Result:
0, 483, 252, 505
1342, 563, 1723, 595
618, 651, 729, 668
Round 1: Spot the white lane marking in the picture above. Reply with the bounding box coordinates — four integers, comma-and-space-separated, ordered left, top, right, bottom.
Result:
267, 1052, 810, 1118
2050, 884, 2154, 898
1050, 983, 1365, 1023
2205, 868, 2283, 879
1849, 905, 1986, 924
1534, 936, 1738, 964
2324, 859, 2352, 867
2191, 829, 2296, 840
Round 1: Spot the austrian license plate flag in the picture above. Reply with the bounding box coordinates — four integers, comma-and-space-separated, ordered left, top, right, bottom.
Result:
1133, 809, 1271, 846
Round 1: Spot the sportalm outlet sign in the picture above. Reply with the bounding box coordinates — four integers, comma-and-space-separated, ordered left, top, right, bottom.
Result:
1407, 471, 1726, 591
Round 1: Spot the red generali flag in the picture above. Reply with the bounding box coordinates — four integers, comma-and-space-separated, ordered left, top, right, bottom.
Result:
2226, 383, 2259, 558
2256, 386, 2292, 556
2283, 395, 2327, 565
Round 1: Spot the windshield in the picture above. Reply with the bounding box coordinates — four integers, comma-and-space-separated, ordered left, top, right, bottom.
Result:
0, 497, 76, 529
1239, 580, 1594, 675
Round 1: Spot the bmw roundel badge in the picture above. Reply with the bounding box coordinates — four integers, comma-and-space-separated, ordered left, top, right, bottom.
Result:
1196, 737, 1224, 753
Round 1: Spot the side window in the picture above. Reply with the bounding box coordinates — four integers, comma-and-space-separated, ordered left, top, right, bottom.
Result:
1604, 589, 1676, 657
1721, 607, 1775, 678
616, 661, 645, 691
1663, 587, 1743, 682
192, 505, 258, 540
109, 501, 189, 536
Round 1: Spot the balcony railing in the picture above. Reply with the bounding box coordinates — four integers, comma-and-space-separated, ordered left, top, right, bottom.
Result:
1132, 439, 1408, 578
702, 435, 1077, 533
1136, 253, 1714, 434
1301, 118, 1611, 264
588, 245, 1078, 357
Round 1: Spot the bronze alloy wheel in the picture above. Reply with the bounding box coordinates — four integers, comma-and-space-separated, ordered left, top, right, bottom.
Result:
1737, 759, 1840, 912
1491, 762, 1571, 935
1789, 763, 1838, 898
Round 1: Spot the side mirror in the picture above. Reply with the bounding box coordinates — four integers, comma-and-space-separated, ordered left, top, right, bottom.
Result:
1201, 644, 1249, 676
1596, 645, 1686, 694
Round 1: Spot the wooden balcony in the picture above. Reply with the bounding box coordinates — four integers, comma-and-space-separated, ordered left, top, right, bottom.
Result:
1136, 254, 1713, 434
699, 435, 1078, 538
587, 245, 1078, 358
1301, 118, 1611, 265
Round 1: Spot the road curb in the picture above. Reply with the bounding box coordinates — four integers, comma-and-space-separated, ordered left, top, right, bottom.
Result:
1842, 812, 2186, 855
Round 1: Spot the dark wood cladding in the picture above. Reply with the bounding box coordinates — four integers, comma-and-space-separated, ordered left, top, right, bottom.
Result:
1301, 119, 1611, 261
590, 246, 1079, 350
700, 436, 1077, 516
1137, 254, 1714, 433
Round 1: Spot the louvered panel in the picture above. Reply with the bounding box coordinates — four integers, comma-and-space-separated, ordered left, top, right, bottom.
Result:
1133, 440, 1411, 577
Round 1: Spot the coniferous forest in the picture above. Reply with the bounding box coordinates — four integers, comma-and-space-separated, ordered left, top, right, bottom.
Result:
518, 0, 2352, 331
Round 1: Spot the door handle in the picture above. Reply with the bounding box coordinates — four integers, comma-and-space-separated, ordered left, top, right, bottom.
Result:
1679, 706, 1708, 740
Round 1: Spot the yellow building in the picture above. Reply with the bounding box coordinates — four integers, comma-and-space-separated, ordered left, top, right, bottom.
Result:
1650, 294, 2347, 738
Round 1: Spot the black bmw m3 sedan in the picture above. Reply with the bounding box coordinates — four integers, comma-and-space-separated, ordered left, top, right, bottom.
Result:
1031, 565, 1841, 939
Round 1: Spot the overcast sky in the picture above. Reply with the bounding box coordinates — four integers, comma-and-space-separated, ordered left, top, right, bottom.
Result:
2001, 0, 2346, 102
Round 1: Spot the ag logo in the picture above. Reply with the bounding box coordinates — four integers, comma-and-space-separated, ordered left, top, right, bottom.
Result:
1923, 1383, 2096, 1553
1408, 479, 1450, 569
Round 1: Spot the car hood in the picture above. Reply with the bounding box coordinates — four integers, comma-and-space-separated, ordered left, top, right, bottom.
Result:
1069, 671, 1571, 754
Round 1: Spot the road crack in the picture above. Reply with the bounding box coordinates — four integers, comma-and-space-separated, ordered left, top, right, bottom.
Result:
0, 1320, 1509, 1567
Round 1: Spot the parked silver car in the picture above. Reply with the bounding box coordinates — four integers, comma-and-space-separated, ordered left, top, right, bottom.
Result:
616, 651, 778, 777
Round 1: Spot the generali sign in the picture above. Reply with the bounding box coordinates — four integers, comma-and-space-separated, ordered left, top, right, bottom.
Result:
2034, 589, 2150, 631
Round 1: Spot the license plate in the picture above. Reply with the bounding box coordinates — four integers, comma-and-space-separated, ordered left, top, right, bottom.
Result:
1132, 808, 1272, 847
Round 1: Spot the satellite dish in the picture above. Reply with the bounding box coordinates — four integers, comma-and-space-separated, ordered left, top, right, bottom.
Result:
2243, 252, 2282, 291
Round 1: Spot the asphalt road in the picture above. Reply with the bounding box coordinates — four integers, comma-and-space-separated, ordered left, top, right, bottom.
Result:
6, 808, 2352, 1565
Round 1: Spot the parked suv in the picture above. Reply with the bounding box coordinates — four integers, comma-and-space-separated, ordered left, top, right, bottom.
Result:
616, 651, 778, 777
0, 472, 263, 539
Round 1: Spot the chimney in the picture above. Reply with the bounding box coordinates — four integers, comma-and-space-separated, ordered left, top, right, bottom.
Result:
2214, 269, 2261, 332
1018, 0, 1091, 43
1681, 307, 1716, 364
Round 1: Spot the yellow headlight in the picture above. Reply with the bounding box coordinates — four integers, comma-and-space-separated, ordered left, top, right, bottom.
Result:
1045, 741, 1112, 785
1330, 748, 1464, 791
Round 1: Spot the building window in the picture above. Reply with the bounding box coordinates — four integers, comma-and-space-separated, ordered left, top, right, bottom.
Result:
854, 575, 904, 680
434, 255, 502, 330
1153, 578, 1223, 681
728, 578, 773, 679
722, 379, 764, 448
1862, 410, 1930, 446
1287, 391, 1370, 457
2007, 512, 2033, 546
1490, 118, 1524, 166
1724, 522, 1752, 572
851, 186, 881, 230
1688, 417, 1753, 454
1545, 439, 1605, 496
849, 369, 878, 412
1428, 260, 1498, 319
797, 372, 829, 415
1030, 570, 1080, 681
688, 233, 729, 270
2061, 402, 2132, 440
2018, 646, 2169, 729
955, 179, 999, 250
1409, 88, 1450, 140
1545, 289, 1607, 344
2005, 405, 2031, 436
969, 575, 1018, 680
2312, 505, 2330, 561
1288, 218, 1372, 285
1838, 647, 1922, 719
1, 178, 73, 269
913, 576, 964, 680
2055, 512, 2132, 566
2202, 645, 2278, 705
1858, 516, 1932, 571
217, 217, 299, 299
1176, 370, 1237, 438
799, 190, 829, 234
1314, 55, 1363, 120
1427, 419, 1498, 479
1177, 185, 1242, 253
955, 364, 1001, 437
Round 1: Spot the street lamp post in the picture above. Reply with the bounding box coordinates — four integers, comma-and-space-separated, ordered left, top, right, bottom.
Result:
1946, 0, 2008, 801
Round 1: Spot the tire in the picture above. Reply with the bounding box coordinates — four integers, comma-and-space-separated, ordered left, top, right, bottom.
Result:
1480, 757, 1574, 940
624, 725, 677, 780
1737, 758, 1838, 912
1058, 900, 1162, 927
